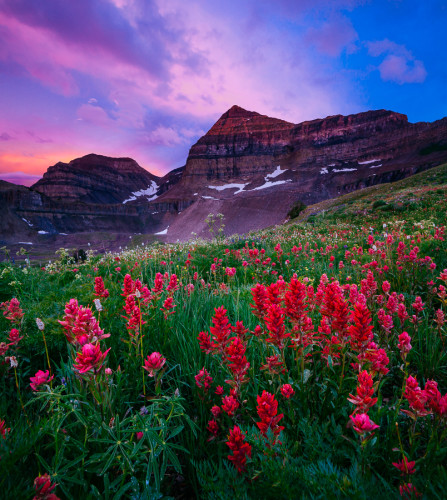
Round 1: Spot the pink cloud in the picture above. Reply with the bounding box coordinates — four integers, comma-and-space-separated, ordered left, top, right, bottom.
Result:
367, 39, 427, 84
76, 104, 115, 127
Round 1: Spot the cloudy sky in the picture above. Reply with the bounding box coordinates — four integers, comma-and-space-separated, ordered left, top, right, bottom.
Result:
0, 0, 446, 185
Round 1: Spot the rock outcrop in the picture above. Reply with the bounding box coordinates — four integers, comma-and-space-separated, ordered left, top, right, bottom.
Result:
155, 105, 447, 241
32, 153, 177, 204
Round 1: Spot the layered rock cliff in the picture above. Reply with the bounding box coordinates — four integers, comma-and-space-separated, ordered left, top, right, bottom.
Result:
156, 105, 447, 240
32, 154, 171, 204
2, 105, 447, 244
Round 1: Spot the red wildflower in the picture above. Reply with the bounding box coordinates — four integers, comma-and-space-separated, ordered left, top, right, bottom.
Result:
225, 337, 250, 383
1, 298, 24, 324
58, 299, 80, 342
210, 306, 232, 356
231, 321, 249, 340
221, 395, 239, 416
399, 483, 421, 499
264, 303, 290, 349
412, 296, 425, 314
94, 276, 109, 298
33, 473, 60, 500
226, 425, 252, 473
121, 274, 134, 296
8, 328, 23, 346
397, 303, 409, 326
126, 305, 146, 336
30, 370, 54, 391
349, 413, 379, 435
215, 385, 224, 396
435, 309, 445, 328
363, 345, 390, 377
211, 405, 222, 418
348, 297, 374, 352
74, 343, 111, 374
72, 306, 109, 345
392, 457, 416, 476
152, 273, 165, 296
260, 354, 286, 375
280, 384, 295, 399
160, 296, 176, 318
250, 283, 268, 319
195, 367, 213, 392
284, 278, 308, 327
0, 419, 10, 439
397, 332, 412, 360
166, 274, 179, 294
348, 370, 377, 414
0, 342, 8, 356
207, 419, 219, 440
402, 375, 431, 418
256, 390, 284, 437
197, 331, 213, 353
143, 352, 166, 377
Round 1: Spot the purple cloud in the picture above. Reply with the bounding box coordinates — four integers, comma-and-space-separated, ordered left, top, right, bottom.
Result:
367, 39, 427, 84
0, 132, 13, 141
305, 14, 358, 57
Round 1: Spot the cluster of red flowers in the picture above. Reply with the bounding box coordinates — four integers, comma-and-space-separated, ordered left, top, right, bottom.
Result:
1, 297, 24, 324
143, 352, 166, 377
59, 299, 110, 346
33, 474, 60, 500
30, 370, 54, 391
403, 376, 447, 419
256, 390, 284, 439
226, 426, 252, 473
93, 276, 109, 298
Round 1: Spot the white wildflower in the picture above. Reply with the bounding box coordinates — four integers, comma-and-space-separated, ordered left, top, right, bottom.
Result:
93, 299, 103, 311
36, 318, 45, 331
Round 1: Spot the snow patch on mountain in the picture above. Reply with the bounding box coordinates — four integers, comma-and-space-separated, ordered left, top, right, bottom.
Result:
358, 159, 381, 165
122, 181, 159, 204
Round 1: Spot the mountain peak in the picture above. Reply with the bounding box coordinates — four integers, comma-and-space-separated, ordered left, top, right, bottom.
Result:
220, 105, 260, 120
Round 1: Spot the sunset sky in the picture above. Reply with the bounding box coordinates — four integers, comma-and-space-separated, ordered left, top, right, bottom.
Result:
0, 0, 446, 186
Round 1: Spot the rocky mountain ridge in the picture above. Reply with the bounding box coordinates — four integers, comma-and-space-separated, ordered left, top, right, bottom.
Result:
2, 105, 447, 244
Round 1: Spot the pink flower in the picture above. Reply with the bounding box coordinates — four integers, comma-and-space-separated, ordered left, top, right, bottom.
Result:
33, 473, 60, 500
221, 395, 239, 416
94, 276, 109, 298
136, 431, 144, 441
280, 384, 295, 399
397, 332, 412, 360
74, 343, 111, 374
8, 328, 23, 345
30, 370, 54, 391
349, 413, 379, 435
143, 352, 166, 377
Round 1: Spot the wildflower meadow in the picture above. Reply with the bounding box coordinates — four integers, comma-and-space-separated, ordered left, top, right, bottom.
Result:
1, 168, 447, 499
